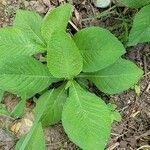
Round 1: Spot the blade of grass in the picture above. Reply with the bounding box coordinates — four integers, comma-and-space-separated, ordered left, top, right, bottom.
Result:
82, 5, 116, 21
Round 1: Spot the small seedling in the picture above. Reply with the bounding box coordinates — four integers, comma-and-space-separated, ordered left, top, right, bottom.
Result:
0, 4, 144, 150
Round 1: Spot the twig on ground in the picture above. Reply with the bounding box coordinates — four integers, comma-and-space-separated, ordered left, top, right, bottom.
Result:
135, 130, 150, 140
143, 55, 148, 82
146, 83, 150, 93
69, 20, 79, 31
137, 145, 150, 150
106, 142, 119, 150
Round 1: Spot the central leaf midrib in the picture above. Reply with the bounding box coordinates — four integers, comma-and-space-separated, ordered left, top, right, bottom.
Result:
61, 47, 70, 78
51, 88, 65, 109
72, 83, 99, 117
79, 73, 139, 78
20, 17, 46, 47
72, 83, 106, 139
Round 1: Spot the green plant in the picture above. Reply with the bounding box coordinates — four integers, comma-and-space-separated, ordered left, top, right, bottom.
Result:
0, 4, 144, 150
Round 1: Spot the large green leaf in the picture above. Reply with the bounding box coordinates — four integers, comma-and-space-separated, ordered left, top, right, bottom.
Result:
47, 31, 83, 78
0, 56, 56, 98
15, 122, 46, 150
80, 58, 143, 94
14, 9, 46, 47
73, 27, 125, 72
0, 28, 45, 57
62, 81, 113, 150
41, 4, 72, 41
128, 4, 150, 46
34, 85, 67, 126
120, 0, 150, 8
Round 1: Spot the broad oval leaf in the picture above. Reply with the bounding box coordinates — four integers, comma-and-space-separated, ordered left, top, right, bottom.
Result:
0, 28, 45, 57
41, 4, 72, 41
34, 85, 67, 126
80, 58, 143, 94
0, 56, 56, 98
15, 122, 46, 150
73, 27, 125, 72
47, 31, 83, 79
120, 0, 150, 8
62, 81, 112, 150
128, 4, 150, 46
14, 9, 46, 47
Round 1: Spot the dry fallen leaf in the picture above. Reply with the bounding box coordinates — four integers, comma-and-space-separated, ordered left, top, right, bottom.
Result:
24, 119, 33, 127
11, 122, 22, 134
10, 112, 34, 138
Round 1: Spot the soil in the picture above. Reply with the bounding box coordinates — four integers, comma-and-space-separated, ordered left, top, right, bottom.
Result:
0, 0, 150, 150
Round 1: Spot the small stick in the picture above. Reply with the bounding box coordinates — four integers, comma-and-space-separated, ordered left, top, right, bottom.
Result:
135, 130, 150, 140
106, 142, 119, 150
69, 20, 79, 31
143, 55, 148, 81
146, 83, 150, 93
137, 145, 150, 150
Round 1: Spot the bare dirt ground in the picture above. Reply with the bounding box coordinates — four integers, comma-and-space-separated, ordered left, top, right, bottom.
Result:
0, 0, 150, 150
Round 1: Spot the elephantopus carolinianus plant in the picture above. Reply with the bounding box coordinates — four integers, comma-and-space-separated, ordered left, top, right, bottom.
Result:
0, 3, 145, 150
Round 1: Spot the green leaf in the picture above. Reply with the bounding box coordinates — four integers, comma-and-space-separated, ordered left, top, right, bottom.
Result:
0, 90, 4, 102
134, 85, 141, 96
80, 58, 143, 94
41, 4, 72, 41
65, 81, 72, 90
15, 122, 46, 150
0, 104, 10, 116
0, 56, 56, 98
120, 0, 150, 8
0, 28, 45, 57
34, 85, 67, 126
128, 4, 150, 46
76, 78, 89, 91
47, 31, 83, 79
14, 9, 46, 47
107, 103, 122, 122
11, 98, 26, 118
62, 81, 112, 150
73, 27, 125, 72
111, 111, 122, 122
